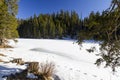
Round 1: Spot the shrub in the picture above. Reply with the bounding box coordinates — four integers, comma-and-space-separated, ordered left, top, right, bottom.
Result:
39, 62, 55, 77
27, 62, 39, 74
0, 53, 6, 57
3, 61, 56, 80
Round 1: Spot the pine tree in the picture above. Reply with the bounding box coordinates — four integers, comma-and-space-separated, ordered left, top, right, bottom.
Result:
57, 22, 63, 39
18, 10, 81, 39
77, 0, 120, 71
49, 17, 55, 38
33, 14, 39, 38
0, 0, 19, 47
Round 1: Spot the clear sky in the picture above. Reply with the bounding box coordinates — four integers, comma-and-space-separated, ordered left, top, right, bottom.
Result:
17, 0, 112, 19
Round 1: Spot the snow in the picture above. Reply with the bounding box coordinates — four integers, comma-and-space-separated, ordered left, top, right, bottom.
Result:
0, 39, 120, 80
0, 62, 26, 80
27, 73, 38, 79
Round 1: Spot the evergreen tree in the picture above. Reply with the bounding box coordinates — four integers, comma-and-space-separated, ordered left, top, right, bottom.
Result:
0, 0, 18, 46
32, 14, 39, 38
18, 10, 81, 39
77, 0, 120, 71
49, 17, 55, 38
70, 11, 80, 38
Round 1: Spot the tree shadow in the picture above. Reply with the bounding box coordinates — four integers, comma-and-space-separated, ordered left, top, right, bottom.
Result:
0, 65, 22, 79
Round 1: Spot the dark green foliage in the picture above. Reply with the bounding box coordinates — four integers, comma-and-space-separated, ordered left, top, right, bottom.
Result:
18, 10, 82, 39
78, 0, 120, 71
0, 0, 19, 46
86, 47, 96, 53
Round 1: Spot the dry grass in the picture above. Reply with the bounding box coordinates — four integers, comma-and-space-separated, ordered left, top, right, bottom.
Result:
0, 45, 13, 48
39, 61, 55, 78
10, 58, 24, 65
27, 61, 56, 78
27, 62, 39, 74
0, 53, 6, 62
3, 61, 56, 80
0, 53, 6, 57
0, 59, 4, 62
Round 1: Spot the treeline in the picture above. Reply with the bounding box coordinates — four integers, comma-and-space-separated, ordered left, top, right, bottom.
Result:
18, 9, 120, 41
18, 10, 82, 39
78, 10, 120, 42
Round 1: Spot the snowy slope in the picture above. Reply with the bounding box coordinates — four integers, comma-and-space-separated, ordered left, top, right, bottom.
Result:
0, 39, 120, 80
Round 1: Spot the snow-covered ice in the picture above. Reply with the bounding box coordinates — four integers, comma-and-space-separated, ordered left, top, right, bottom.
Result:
0, 39, 120, 80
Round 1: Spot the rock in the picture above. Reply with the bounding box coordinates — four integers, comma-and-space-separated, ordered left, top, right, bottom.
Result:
53, 75, 61, 80
11, 58, 24, 65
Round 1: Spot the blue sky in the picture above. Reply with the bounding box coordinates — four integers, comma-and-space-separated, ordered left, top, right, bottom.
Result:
17, 0, 112, 19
